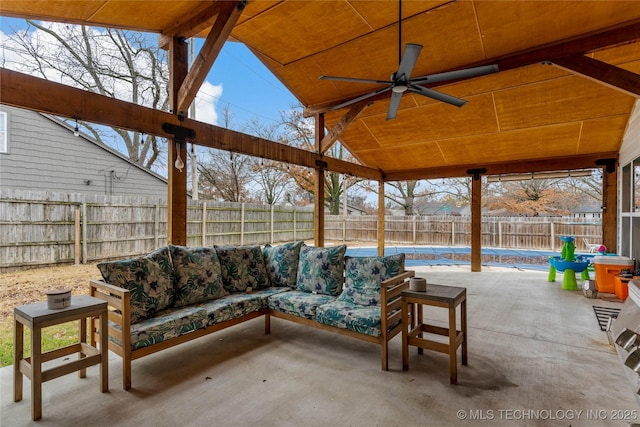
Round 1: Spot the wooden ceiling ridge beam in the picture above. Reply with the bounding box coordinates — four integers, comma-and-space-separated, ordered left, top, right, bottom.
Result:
319, 103, 368, 154
159, 1, 237, 50
551, 55, 640, 98
383, 153, 619, 181
0, 67, 381, 181
175, 1, 245, 117
304, 19, 640, 116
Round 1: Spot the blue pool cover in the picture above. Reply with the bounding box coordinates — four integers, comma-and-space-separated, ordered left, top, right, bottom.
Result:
344, 246, 596, 271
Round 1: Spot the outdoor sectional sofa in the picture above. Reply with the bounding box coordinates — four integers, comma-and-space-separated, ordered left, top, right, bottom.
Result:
89, 242, 414, 390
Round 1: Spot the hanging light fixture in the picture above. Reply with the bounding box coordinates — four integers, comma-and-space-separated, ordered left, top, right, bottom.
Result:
174, 141, 184, 172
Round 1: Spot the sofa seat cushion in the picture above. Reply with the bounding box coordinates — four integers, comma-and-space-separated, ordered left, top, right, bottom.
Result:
316, 301, 381, 337
197, 292, 265, 325
108, 306, 208, 351
97, 247, 175, 323
339, 254, 405, 306
170, 245, 228, 307
263, 241, 303, 288
296, 244, 347, 296
215, 245, 271, 292
267, 290, 336, 319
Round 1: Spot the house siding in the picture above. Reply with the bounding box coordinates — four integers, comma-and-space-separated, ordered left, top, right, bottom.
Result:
0, 105, 168, 199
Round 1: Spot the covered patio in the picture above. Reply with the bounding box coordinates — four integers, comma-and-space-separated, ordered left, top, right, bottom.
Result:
1, 267, 633, 426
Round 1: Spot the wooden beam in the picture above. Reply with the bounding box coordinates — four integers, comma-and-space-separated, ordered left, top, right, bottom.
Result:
159, 2, 239, 50
319, 103, 368, 154
602, 165, 618, 253
552, 55, 640, 98
304, 20, 640, 116
176, 1, 243, 116
383, 153, 619, 181
168, 38, 189, 246
470, 173, 482, 272
0, 68, 382, 182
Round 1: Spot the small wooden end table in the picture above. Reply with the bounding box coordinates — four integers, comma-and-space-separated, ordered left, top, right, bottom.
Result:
401, 284, 467, 384
14, 295, 109, 420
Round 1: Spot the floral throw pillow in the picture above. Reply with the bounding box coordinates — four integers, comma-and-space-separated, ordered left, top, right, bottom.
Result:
169, 245, 228, 307
338, 254, 405, 306
214, 245, 271, 292
263, 241, 303, 288
296, 244, 347, 296
97, 247, 175, 324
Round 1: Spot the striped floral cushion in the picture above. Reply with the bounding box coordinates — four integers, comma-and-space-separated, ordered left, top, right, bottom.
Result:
97, 247, 175, 323
296, 244, 346, 296
170, 245, 228, 307
338, 254, 405, 306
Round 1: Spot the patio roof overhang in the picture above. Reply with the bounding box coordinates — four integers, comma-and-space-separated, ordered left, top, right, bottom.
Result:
1, 0, 638, 258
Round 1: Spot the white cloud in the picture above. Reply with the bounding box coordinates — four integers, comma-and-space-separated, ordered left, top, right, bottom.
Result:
193, 81, 222, 125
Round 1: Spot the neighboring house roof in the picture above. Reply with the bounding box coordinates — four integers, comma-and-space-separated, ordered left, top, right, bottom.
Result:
572, 204, 602, 214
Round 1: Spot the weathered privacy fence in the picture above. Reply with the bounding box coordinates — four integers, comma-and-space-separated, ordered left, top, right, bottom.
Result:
0, 192, 314, 270
324, 215, 601, 252
1, 191, 602, 270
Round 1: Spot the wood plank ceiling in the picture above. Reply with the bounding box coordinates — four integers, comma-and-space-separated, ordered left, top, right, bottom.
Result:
1, 0, 640, 181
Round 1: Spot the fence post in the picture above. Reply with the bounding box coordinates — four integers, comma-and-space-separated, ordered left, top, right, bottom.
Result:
201, 202, 207, 246
154, 204, 160, 249
451, 219, 455, 246
271, 204, 275, 244
342, 215, 346, 242
413, 215, 417, 244
293, 207, 297, 241
240, 203, 245, 245
74, 207, 80, 265
81, 203, 88, 264
550, 222, 555, 251
498, 221, 503, 248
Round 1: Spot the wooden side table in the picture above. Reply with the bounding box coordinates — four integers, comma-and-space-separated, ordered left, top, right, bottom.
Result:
14, 295, 109, 420
401, 284, 467, 384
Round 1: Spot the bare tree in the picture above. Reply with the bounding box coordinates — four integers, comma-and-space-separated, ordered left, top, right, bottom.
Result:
198, 106, 253, 202
4, 20, 169, 169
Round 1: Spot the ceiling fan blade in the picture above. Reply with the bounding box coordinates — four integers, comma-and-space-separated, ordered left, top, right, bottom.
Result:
329, 86, 392, 111
408, 85, 467, 107
396, 43, 422, 80
386, 92, 403, 120
320, 75, 391, 85
410, 64, 499, 85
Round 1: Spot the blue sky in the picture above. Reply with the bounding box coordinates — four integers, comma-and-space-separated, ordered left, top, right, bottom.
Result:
0, 16, 299, 129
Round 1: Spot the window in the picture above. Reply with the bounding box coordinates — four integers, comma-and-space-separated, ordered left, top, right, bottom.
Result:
0, 111, 7, 153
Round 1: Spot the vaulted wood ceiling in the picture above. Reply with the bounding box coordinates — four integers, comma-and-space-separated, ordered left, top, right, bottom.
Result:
1, 0, 639, 181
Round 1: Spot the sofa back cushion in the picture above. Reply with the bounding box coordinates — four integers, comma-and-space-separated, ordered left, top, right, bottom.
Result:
263, 241, 303, 288
338, 254, 405, 306
169, 245, 228, 307
215, 245, 271, 292
296, 244, 347, 296
97, 247, 175, 324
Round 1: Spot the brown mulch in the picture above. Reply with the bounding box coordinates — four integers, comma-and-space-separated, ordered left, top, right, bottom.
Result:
0, 264, 101, 323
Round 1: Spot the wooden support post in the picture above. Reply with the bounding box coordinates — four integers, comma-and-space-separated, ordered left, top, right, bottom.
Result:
167, 37, 189, 246
470, 171, 483, 272
378, 180, 385, 256
314, 113, 325, 247
602, 164, 618, 253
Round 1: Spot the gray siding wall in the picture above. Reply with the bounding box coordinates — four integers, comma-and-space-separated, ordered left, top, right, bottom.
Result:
0, 105, 168, 199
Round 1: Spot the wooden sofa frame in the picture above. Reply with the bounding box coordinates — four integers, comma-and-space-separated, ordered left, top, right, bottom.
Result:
89, 270, 414, 390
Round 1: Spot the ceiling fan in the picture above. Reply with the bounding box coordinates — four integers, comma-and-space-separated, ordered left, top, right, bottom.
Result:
319, 0, 499, 120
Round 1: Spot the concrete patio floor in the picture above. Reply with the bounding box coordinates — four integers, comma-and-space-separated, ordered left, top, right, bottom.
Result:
1, 266, 637, 426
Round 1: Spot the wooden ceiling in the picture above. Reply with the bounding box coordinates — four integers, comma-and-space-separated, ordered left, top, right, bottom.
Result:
1, 0, 640, 180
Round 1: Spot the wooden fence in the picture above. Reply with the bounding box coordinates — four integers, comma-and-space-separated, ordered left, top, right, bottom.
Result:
0, 191, 602, 270
324, 215, 602, 252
